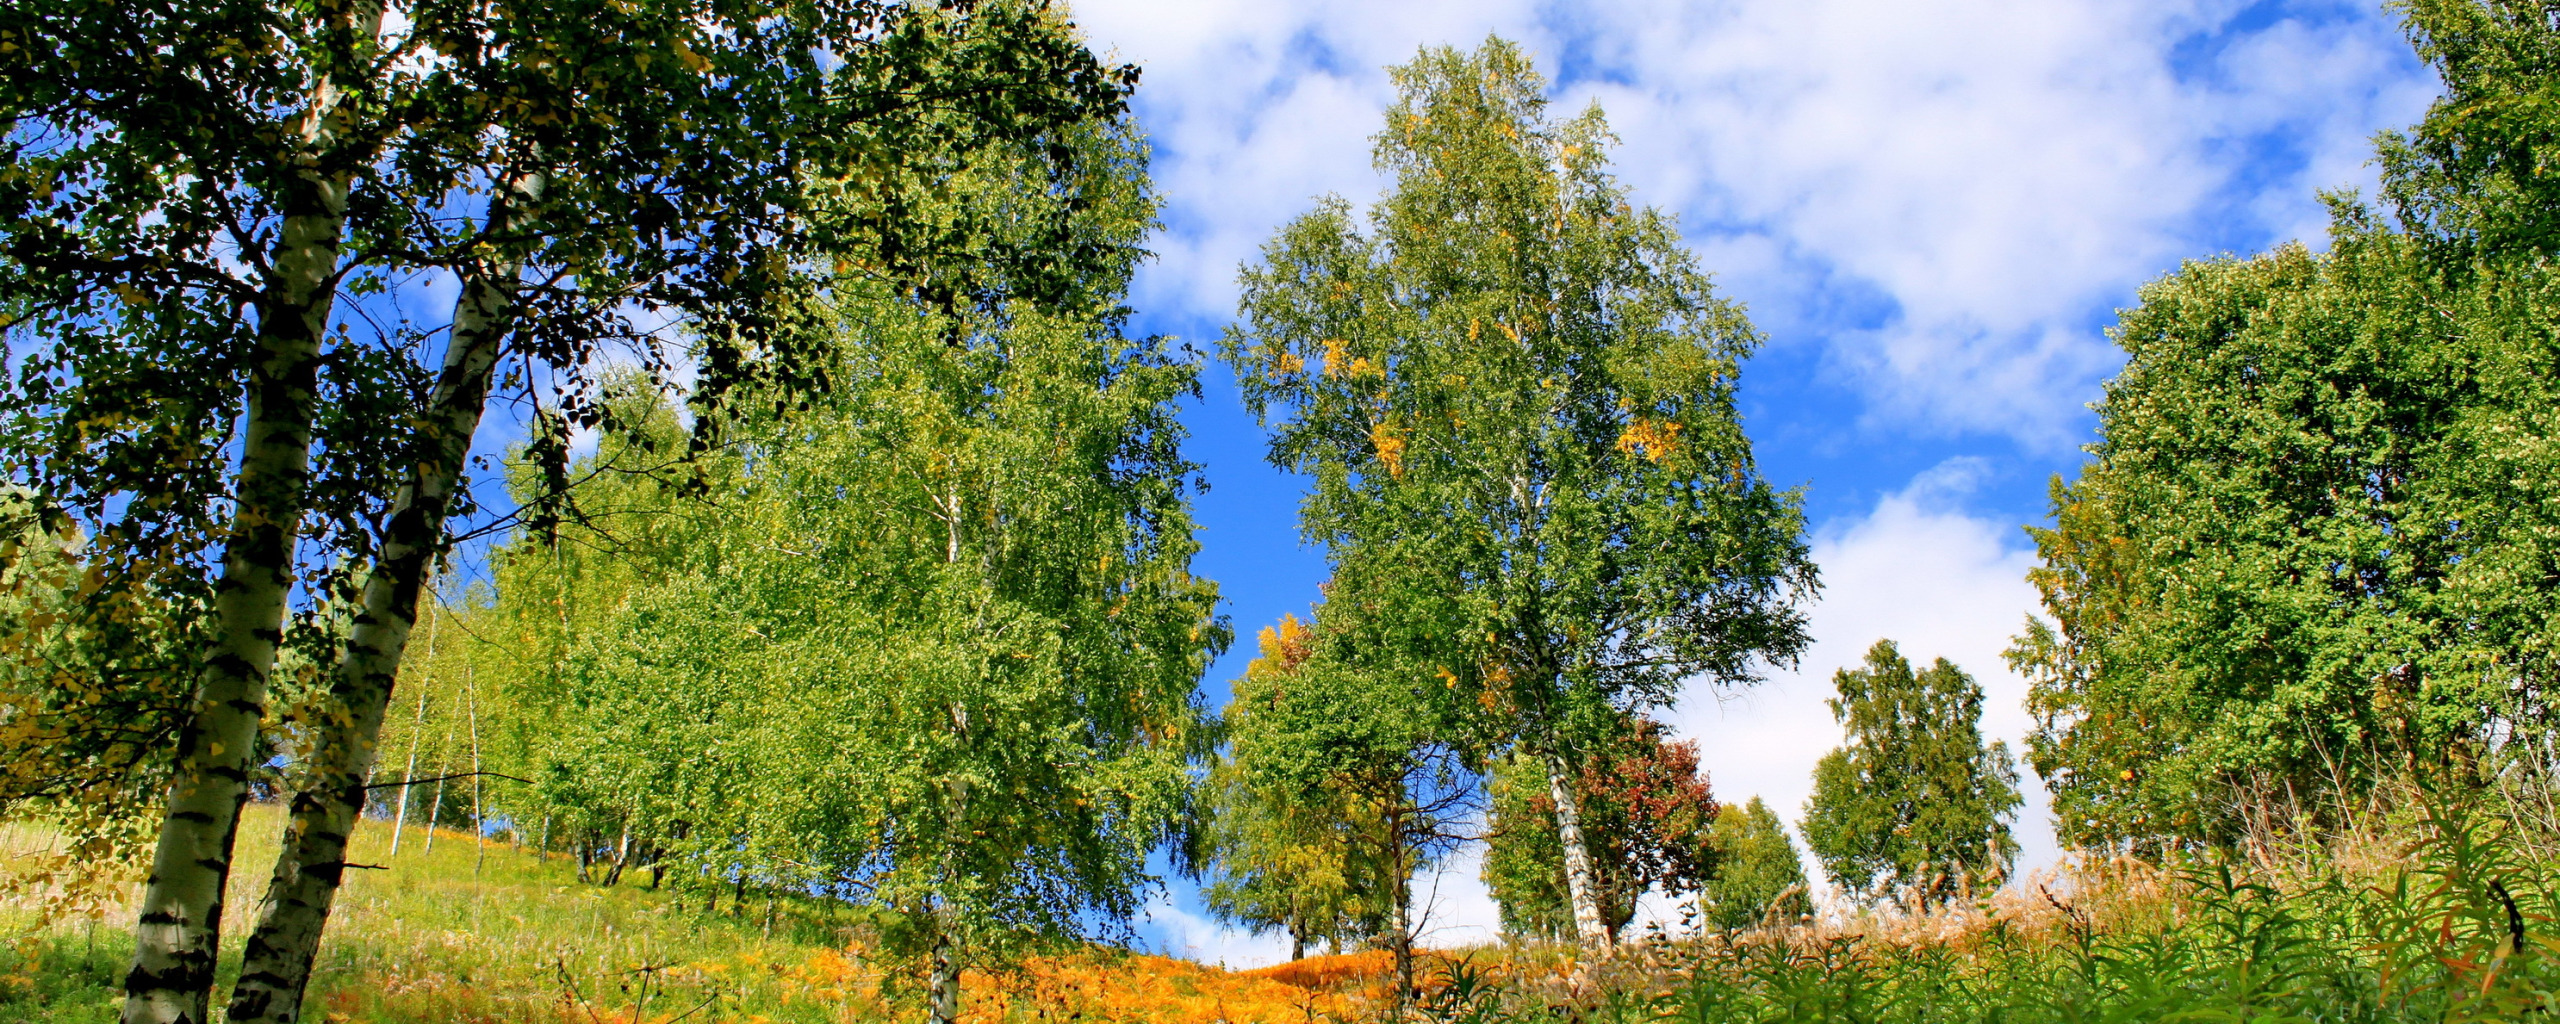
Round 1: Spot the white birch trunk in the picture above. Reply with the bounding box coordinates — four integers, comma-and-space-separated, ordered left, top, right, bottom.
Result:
926, 924, 962, 1024
120, 7, 382, 1018
387, 602, 438, 857
1543, 749, 1610, 949
223, 167, 535, 1024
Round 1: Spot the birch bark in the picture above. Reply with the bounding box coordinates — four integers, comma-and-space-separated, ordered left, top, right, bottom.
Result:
120, 7, 382, 1019
1543, 748, 1610, 949
388, 601, 438, 856
224, 174, 532, 1024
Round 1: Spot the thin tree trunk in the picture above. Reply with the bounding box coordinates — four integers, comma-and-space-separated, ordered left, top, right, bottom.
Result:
1543, 749, 1610, 949
467, 666, 484, 875
926, 920, 962, 1024
422, 740, 446, 856
602, 822, 631, 887
1389, 833, 1414, 1018
387, 601, 438, 857
120, 7, 381, 1016
224, 170, 532, 1024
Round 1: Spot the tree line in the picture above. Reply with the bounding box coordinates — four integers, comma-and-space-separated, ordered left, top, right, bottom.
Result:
0, 0, 1147, 1021
2012, 0, 2560, 855
8, 2, 2560, 1023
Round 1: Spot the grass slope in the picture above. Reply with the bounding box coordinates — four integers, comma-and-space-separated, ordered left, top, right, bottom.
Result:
14, 804, 2558, 1023
3, 805, 894, 1021
0, 805, 1403, 1023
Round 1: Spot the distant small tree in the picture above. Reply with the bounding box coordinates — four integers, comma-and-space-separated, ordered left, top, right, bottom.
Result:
1802, 641, 2020, 904
1482, 717, 1716, 942
1199, 615, 1391, 961
1212, 607, 1476, 1008
1698, 797, 1809, 931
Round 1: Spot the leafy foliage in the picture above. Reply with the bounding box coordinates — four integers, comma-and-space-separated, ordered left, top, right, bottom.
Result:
1482, 717, 1718, 942
1205, 608, 1477, 1001
2008, 222, 2560, 847
1199, 615, 1393, 959
0, 489, 197, 921
1803, 641, 2019, 903
1698, 797, 1810, 933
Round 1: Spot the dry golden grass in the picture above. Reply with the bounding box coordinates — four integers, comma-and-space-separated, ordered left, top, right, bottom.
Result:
0, 807, 1453, 1023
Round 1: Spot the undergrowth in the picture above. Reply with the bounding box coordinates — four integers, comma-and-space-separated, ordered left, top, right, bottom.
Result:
9, 805, 2560, 1022
1410, 808, 2560, 1024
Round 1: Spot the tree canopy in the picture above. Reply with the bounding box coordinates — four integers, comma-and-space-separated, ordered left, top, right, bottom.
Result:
1803, 641, 2019, 903
1221, 35, 1816, 949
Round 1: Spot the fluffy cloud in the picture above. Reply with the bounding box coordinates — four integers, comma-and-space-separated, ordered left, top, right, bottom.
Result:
1071, 0, 2435, 447
1141, 881, 1296, 969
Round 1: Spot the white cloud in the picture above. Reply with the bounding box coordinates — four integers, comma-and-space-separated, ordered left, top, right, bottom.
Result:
1664, 458, 2052, 900
1140, 844, 1507, 969
1140, 883, 1296, 969
1070, 0, 2436, 447
1409, 841, 1503, 950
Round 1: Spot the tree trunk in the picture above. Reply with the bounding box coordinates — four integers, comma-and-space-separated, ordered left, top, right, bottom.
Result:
1390, 857, 1414, 1017
1382, 796, 1416, 1018
926, 921, 962, 1024
1543, 749, 1610, 950
387, 605, 437, 857
467, 667, 485, 875
223, 178, 525, 1023
120, 8, 381, 1015
423, 752, 447, 856
603, 825, 630, 887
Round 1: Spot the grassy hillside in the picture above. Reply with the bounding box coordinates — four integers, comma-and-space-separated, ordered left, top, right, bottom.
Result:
0, 805, 1404, 1023
3, 805, 875, 1021
11, 805, 2560, 1023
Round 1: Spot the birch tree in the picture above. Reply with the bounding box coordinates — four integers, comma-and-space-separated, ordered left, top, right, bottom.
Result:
0, 1, 1135, 1019
1482, 716, 1718, 942
1803, 641, 2019, 904
484, 112, 1223, 1022
1211, 608, 1475, 1007
1222, 37, 1816, 949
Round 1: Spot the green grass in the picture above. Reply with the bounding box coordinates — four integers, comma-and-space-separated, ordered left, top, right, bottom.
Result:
0, 805, 889, 1022
1409, 813, 2560, 1024
10, 805, 2560, 1023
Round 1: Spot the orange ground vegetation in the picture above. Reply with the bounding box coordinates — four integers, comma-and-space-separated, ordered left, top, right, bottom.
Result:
953, 950, 1391, 1024
1239, 950, 1395, 992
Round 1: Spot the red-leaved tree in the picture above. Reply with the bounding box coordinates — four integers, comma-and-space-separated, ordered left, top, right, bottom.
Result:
1484, 717, 1718, 942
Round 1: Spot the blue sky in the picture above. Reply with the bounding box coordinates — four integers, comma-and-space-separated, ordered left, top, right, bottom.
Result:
1059, 0, 2440, 964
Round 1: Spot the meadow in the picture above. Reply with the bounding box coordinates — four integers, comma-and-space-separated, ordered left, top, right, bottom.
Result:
7, 801, 2557, 1022
0, 805, 1418, 1023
